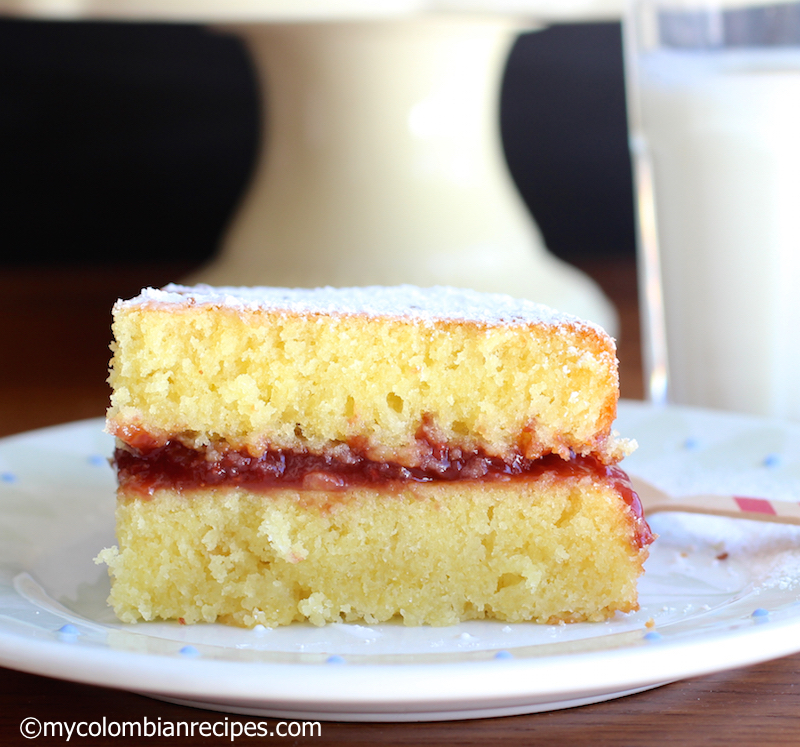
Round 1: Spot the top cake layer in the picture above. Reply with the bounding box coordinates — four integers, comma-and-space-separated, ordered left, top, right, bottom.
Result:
107, 284, 629, 466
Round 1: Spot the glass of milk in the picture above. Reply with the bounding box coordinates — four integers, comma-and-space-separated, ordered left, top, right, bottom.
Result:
624, 1, 800, 419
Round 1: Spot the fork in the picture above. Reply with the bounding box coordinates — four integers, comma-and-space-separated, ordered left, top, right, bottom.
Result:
630, 476, 800, 526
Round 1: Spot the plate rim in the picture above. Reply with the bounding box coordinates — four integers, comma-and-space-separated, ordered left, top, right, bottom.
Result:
1, 611, 798, 711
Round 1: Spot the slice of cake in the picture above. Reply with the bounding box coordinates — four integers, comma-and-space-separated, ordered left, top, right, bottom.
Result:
97, 284, 653, 627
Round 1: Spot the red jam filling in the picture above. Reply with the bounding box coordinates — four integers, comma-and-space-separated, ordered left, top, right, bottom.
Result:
113, 441, 653, 548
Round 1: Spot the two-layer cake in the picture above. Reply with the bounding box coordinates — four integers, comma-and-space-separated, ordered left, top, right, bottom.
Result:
97, 284, 652, 627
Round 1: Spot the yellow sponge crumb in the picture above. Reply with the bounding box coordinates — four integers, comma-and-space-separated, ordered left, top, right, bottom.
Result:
97, 474, 648, 628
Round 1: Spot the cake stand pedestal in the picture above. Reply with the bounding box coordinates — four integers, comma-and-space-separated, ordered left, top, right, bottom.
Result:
0, 1, 622, 332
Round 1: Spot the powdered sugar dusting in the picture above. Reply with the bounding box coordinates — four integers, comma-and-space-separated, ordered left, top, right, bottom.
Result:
119, 284, 607, 334
651, 512, 800, 596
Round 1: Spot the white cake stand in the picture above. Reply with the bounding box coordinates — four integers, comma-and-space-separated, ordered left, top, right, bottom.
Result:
0, 0, 623, 331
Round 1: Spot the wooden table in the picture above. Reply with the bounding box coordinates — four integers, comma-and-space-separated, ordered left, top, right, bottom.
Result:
2, 258, 798, 746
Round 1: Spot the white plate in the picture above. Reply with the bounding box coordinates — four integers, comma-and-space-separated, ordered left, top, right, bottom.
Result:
2, 400, 800, 722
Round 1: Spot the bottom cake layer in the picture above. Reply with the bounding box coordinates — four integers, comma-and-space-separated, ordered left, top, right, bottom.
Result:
96, 471, 652, 627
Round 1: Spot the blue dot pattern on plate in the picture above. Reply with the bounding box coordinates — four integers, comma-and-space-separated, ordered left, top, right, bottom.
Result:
1, 472, 16, 483
494, 650, 514, 660
683, 437, 701, 450
57, 624, 80, 639
179, 645, 200, 657
643, 631, 662, 641
763, 454, 781, 468
87, 454, 107, 467
326, 655, 346, 664
751, 608, 770, 618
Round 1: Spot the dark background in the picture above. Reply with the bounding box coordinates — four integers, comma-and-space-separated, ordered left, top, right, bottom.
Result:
0, 18, 635, 269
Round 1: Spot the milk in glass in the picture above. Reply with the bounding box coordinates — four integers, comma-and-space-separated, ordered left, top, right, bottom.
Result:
635, 48, 800, 419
